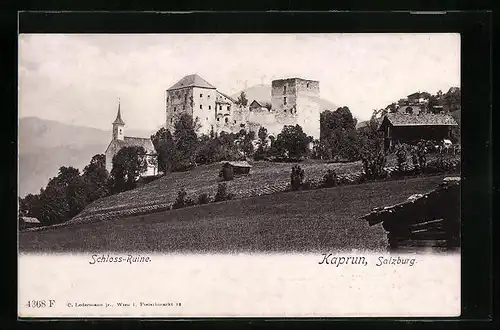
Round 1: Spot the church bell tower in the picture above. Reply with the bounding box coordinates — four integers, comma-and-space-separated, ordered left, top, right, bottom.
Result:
112, 98, 125, 141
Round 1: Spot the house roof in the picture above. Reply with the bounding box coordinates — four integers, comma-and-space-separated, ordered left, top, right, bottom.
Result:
223, 161, 252, 168
380, 113, 458, 129
361, 177, 460, 226
249, 100, 269, 108
21, 216, 40, 224
167, 74, 216, 91
216, 91, 236, 104
112, 102, 125, 125
108, 136, 155, 154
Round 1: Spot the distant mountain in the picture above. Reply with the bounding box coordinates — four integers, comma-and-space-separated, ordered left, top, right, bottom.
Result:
232, 84, 339, 112
18, 117, 154, 197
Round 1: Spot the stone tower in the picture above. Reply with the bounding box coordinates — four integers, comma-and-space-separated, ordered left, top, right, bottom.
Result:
112, 99, 125, 141
165, 74, 217, 135
271, 78, 321, 139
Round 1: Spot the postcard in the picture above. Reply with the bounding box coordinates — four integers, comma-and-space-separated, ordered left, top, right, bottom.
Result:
18, 32, 461, 317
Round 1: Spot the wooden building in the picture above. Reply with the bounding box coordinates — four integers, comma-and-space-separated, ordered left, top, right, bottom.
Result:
222, 161, 252, 175
361, 177, 460, 252
19, 216, 42, 231
378, 111, 458, 151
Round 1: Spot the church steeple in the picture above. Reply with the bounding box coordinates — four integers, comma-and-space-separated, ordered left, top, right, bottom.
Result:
112, 98, 125, 140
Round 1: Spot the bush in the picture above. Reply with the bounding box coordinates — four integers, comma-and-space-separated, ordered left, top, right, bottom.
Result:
360, 150, 387, 180
219, 163, 234, 181
394, 143, 408, 173
290, 165, 305, 190
410, 140, 429, 173
214, 183, 234, 202
197, 193, 211, 205
321, 169, 339, 188
172, 188, 194, 209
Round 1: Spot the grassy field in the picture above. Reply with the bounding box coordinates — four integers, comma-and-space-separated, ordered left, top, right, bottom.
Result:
19, 175, 448, 253
66, 155, 458, 226
69, 160, 367, 224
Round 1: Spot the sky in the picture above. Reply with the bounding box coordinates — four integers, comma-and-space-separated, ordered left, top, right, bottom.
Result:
18, 33, 460, 131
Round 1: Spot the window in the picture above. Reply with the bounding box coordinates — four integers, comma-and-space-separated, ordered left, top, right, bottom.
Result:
284, 97, 287, 105
284, 109, 287, 113
170, 118, 173, 123
200, 105, 203, 109
405, 107, 413, 114
306, 83, 310, 88
227, 105, 230, 111
206, 117, 208, 121
225, 117, 229, 123
166, 97, 169, 102
208, 95, 210, 99
200, 93, 203, 98
217, 118, 220, 122
209, 105, 211, 110
283, 85, 287, 94
220, 105, 222, 110
174, 107, 177, 112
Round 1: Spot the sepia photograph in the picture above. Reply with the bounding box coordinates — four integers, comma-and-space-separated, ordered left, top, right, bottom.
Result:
18, 32, 462, 317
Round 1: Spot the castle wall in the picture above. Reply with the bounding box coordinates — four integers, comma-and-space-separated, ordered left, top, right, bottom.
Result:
191, 87, 217, 135
166, 87, 194, 132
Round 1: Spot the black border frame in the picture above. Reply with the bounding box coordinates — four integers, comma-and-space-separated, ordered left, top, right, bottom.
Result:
3, 9, 493, 327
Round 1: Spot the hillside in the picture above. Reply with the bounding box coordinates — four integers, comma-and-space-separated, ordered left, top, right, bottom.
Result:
18, 117, 154, 197
19, 175, 447, 253
232, 84, 339, 112
69, 160, 366, 225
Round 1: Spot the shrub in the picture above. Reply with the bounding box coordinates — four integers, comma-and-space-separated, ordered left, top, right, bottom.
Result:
360, 150, 387, 180
214, 183, 234, 202
322, 169, 339, 188
219, 163, 234, 181
197, 193, 211, 205
410, 140, 429, 173
290, 165, 305, 190
172, 188, 194, 209
394, 143, 408, 173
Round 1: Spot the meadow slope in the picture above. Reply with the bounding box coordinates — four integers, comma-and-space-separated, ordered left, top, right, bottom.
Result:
19, 175, 448, 253
69, 160, 366, 225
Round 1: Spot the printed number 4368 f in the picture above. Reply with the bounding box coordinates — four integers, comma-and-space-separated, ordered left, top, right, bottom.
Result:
26, 300, 56, 308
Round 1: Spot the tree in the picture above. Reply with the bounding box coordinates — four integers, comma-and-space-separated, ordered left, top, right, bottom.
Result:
236, 91, 248, 107
254, 126, 269, 160
110, 146, 147, 193
37, 179, 70, 225
274, 124, 311, 161
320, 107, 358, 160
173, 113, 199, 170
356, 118, 387, 179
240, 130, 256, 158
19, 193, 41, 219
57, 166, 86, 218
151, 128, 176, 173
82, 154, 109, 203
263, 102, 272, 111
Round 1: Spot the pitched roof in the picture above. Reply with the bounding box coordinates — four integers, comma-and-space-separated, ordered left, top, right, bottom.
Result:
167, 74, 216, 91
111, 136, 155, 154
21, 216, 40, 224
249, 100, 269, 108
223, 161, 252, 168
113, 102, 125, 125
361, 177, 460, 226
216, 90, 236, 104
381, 113, 458, 128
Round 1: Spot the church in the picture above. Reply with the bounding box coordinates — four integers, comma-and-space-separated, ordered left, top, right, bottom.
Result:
104, 101, 158, 176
